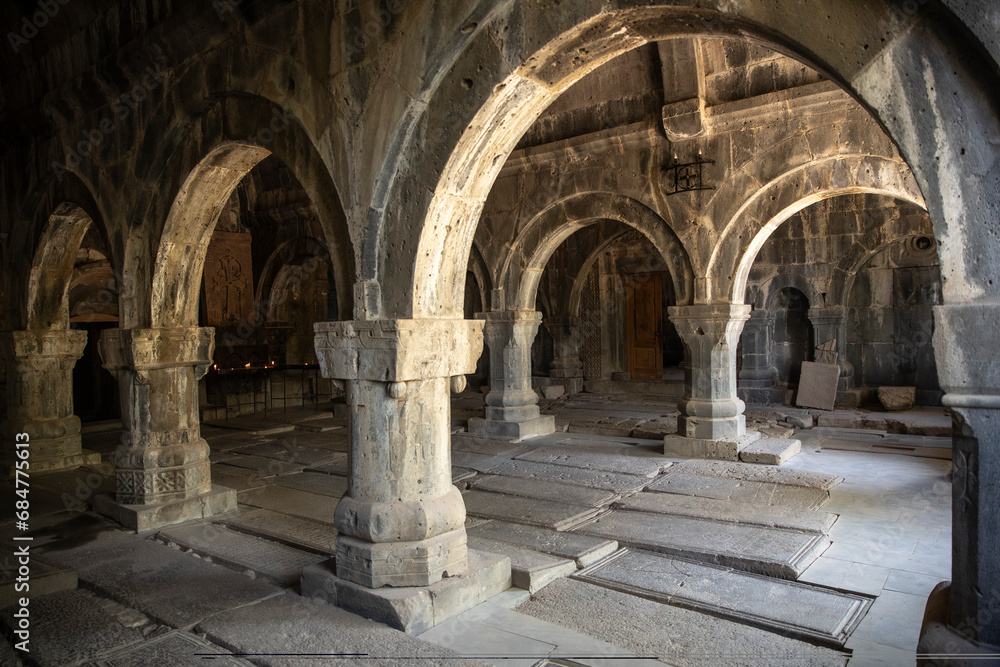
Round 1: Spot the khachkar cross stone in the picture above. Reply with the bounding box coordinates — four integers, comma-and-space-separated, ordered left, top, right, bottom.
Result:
211, 247, 248, 325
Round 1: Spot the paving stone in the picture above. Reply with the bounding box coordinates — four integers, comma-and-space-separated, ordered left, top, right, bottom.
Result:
486, 460, 652, 494
238, 486, 338, 524
462, 490, 601, 531
93, 630, 254, 666
275, 471, 350, 498
0, 589, 144, 666
221, 455, 305, 477
221, 508, 337, 554
670, 458, 843, 489
203, 418, 297, 436
452, 467, 477, 483
467, 535, 576, 593
613, 492, 837, 533
211, 463, 276, 491
646, 471, 832, 510
575, 510, 831, 579
470, 474, 619, 507
293, 417, 346, 433
517, 578, 849, 666
575, 549, 871, 646
452, 433, 526, 455
515, 444, 672, 477
158, 524, 325, 586
196, 590, 492, 666
0, 546, 77, 608
234, 441, 341, 467
468, 520, 618, 567
307, 456, 350, 476
739, 437, 802, 465
42, 532, 281, 628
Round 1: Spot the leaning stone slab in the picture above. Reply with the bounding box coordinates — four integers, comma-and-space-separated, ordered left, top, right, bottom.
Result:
575, 549, 872, 647
0, 589, 144, 666
739, 437, 802, 465
470, 474, 619, 507
462, 490, 602, 531
575, 510, 831, 579
275, 471, 350, 498
671, 459, 843, 490
92, 630, 253, 666
468, 520, 618, 567
613, 492, 838, 533
515, 445, 672, 477
41, 533, 281, 629
158, 523, 326, 586
237, 485, 337, 524
301, 550, 511, 635
467, 535, 576, 593
221, 508, 337, 555
0, 546, 77, 608
486, 459, 652, 494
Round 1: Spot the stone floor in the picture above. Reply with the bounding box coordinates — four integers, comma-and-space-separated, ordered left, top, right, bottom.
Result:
0, 395, 951, 666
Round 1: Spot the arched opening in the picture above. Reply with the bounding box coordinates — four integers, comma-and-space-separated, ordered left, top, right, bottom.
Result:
770, 286, 813, 388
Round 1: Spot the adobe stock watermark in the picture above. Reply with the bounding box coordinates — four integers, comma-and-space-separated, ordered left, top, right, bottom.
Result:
6, 0, 71, 53
51, 56, 169, 182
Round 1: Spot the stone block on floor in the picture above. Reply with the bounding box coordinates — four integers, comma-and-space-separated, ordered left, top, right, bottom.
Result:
739, 437, 802, 465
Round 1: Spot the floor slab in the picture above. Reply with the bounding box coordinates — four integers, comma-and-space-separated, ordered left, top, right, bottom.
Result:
485, 459, 653, 494
462, 490, 602, 531
467, 520, 619, 567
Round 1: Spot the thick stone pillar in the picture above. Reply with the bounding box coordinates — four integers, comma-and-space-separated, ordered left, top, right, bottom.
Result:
95, 327, 234, 531
737, 309, 785, 405
0, 329, 100, 473
917, 303, 1000, 655
545, 317, 584, 394
469, 310, 555, 440
807, 307, 855, 391
664, 304, 760, 458
313, 319, 484, 587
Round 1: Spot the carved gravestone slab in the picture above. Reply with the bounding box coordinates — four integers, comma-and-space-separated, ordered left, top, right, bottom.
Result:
795, 361, 841, 410
203, 230, 254, 328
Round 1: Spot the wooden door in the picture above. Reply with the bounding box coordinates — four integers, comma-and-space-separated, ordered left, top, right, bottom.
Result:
626, 273, 663, 380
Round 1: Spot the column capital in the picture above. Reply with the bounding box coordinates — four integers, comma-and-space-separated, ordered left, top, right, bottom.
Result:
807, 306, 847, 324
99, 327, 215, 379
478, 309, 542, 325
669, 303, 751, 323
935, 302, 1000, 408
314, 318, 484, 382
0, 328, 88, 359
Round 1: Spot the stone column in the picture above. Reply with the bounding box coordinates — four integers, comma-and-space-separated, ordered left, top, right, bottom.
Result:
313, 319, 484, 587
0, 329, 100, 473
663, 304, 760, 458
545, 317, 584, 394
737, 309, 786, 405
807, 307, 854, 391
95, 327, 234, 531
917, 302, 1000, 654
468, 310, 555, 440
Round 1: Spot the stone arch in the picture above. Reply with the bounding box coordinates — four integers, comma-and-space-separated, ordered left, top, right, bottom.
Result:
150, 135, 354, 328
753, 273, 825, 313
466, 242, 492, 310
133, 94, 354, 328
498, 193, 693, 313
27, 204, 99, 331
715, 155, 925, 304
255, 236, 333, 318
829, 218, 937, 310
375, 2, 1000, 324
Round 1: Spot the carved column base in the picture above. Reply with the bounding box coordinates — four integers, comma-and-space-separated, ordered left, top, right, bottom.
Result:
336, 529, 468, 589
94, 485, 236, 533
468, 414, 556, 440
